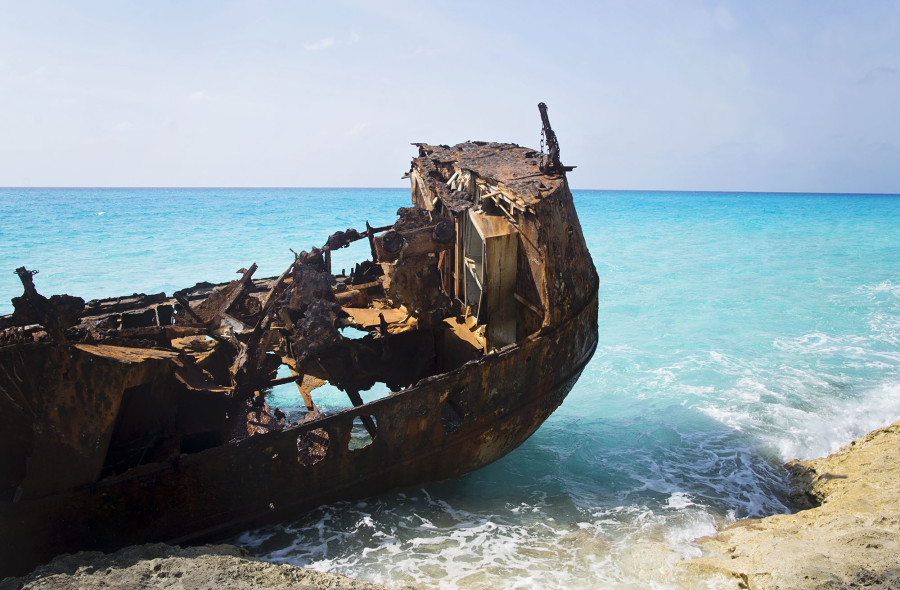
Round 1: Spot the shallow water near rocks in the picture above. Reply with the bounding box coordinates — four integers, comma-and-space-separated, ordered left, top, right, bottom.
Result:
3, 188, 899, 588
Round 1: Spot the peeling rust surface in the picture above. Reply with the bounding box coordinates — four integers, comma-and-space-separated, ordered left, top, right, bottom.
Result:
0, 104, 599, 578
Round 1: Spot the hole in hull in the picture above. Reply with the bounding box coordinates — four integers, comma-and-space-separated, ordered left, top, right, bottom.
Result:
297, 428, 329, 466
441, 399, 463, 434
349, 415, 377, 451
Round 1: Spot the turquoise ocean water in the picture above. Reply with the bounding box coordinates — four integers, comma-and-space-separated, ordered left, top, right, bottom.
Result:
2, 187, 899, 587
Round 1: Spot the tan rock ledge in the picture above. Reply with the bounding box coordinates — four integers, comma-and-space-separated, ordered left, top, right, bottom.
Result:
0, 543, 412, 590
680, 421, 900, 589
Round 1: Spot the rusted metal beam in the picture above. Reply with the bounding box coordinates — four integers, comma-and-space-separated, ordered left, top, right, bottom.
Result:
197, 264, 258, 326
375, 221, 455, 262
287, 367, 317, 412
365, 221, 378, 262
117, 325, 209, 339
255, 262, 295, 327
174, 292, 204, 323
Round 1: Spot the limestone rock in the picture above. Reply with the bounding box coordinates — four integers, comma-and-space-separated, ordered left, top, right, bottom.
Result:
0, 543, 403, 590
680, 422, 900, 589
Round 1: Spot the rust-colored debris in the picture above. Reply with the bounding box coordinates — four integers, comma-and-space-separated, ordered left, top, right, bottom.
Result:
0, 104, 599, 578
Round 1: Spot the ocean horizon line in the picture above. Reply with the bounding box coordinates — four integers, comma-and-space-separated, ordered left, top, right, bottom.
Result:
2, 186, 899, 197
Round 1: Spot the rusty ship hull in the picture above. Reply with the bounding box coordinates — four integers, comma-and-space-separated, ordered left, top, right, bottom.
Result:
0, 108, 599, 577
2, 296, 595, 561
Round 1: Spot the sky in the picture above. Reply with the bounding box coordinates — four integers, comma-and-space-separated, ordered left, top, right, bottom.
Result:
1, 1, 898, 192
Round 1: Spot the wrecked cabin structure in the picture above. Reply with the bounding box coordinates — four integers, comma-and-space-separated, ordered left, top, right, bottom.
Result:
0, 108, 599, 577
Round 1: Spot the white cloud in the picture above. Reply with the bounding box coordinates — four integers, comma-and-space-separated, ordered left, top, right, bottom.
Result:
345, 122, 368, 136
115, 121, 133, 132
304, 37, 335, 51
349, 32, 360, 44
189, 90, 209, 101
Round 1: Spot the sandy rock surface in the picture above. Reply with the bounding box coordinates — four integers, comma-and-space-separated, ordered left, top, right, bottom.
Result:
0, 543, 399, 590
681, 421, 900, 589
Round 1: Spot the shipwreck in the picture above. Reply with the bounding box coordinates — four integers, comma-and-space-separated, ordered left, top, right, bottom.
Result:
0, 104, 598, 577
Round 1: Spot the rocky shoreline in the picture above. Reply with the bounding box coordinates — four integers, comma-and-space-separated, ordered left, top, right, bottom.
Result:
680, 421, 900, 589
0, 544, 403, 590
3, 423, 899, 589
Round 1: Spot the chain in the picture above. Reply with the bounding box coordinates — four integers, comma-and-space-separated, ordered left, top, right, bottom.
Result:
540, 131, 546, 171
